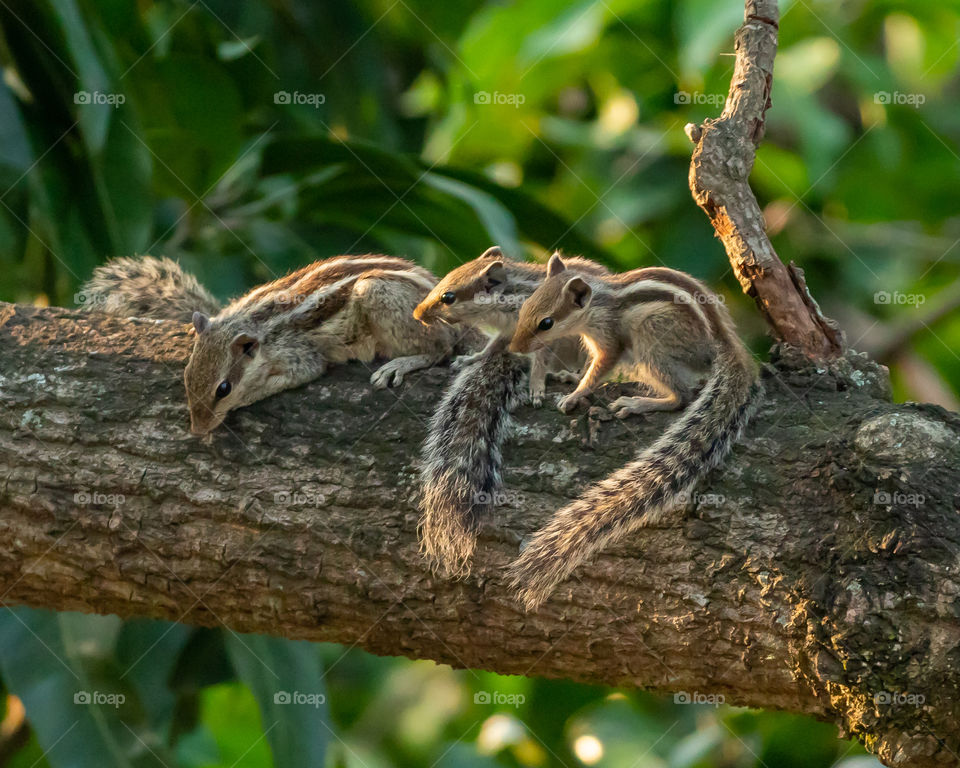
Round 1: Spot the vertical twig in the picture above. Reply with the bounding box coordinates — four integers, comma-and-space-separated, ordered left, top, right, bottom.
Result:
687, 0, 844, 359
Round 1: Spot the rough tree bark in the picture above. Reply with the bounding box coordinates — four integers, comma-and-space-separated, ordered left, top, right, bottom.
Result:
1, 303, 958, 766
687, 0, 845, 359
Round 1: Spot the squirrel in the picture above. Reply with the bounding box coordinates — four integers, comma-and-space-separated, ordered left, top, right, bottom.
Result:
413, 246, 609, 576
505, 253, 763, 611
81, 254, 457, 436
413, 246, 608, 405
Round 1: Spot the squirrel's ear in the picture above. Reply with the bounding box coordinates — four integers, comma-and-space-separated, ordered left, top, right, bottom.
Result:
564, 277, 592, 309
547, 253, 566, 278
192, 312, 210, 335
479, 246, 503, 259
482, 259, 507, 287
231, 333, 260, 358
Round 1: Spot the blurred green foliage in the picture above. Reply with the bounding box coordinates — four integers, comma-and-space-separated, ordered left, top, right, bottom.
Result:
1, 0, 958, 765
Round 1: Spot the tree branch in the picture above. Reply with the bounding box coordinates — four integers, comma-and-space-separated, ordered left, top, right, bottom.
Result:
686, 0, 844, 359
1, 303, 958, 765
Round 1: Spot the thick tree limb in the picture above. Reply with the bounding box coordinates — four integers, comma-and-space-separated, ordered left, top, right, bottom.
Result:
687, 0, 844, 359
1, 304, 958, 765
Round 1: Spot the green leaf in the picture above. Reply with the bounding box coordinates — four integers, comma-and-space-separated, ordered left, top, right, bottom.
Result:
0, 83, 33, 178
95, 110, 154, 254
0, 607, 176, 768
50, 0, 114, 153
115, 619, 193, 740
132, 55, 244, 194
225, 632, 330, 768
430, 166, 613, 263
421, 172, 520, 256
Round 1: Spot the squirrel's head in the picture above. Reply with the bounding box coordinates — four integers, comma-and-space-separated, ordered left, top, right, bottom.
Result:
413, 247, 510, 327
510, 254, 592, 354
184, 312, 264, 436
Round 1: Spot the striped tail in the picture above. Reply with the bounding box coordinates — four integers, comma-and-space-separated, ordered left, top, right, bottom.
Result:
506, 344, 763, 611
419, 352, 527, 577
78, 256, 221, 322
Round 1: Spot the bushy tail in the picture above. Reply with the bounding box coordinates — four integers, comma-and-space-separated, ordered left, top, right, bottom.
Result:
77, 255, 221, 322
507, 343, 763, 611
419, 352, 527, 577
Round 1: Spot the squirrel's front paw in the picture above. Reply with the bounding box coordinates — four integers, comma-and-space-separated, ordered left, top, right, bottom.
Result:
557, 392, 583, 414
450, 353, 481, 371
529, 384, 546, 409
551, 370, 580, 385
370, 361, 404, 389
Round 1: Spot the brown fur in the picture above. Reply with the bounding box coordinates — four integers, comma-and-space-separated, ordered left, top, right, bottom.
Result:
182, 256, 455, 435
416, 247, 608, 578
77, 255, 221, 321
505, 255, 762, 610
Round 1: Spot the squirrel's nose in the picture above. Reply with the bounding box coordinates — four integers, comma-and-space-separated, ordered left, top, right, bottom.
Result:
412, 303, 431, 324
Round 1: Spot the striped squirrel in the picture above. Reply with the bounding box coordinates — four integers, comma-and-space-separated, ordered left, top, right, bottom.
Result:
413, 247, 609, 576
506, 253, 762, 611
413, 246, 608, 406
81, 254, 457, 436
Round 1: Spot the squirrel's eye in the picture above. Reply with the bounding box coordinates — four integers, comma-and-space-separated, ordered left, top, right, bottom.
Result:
537, 317, 554, 331
215, 380, 232, 399
441, 292, 457, 305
